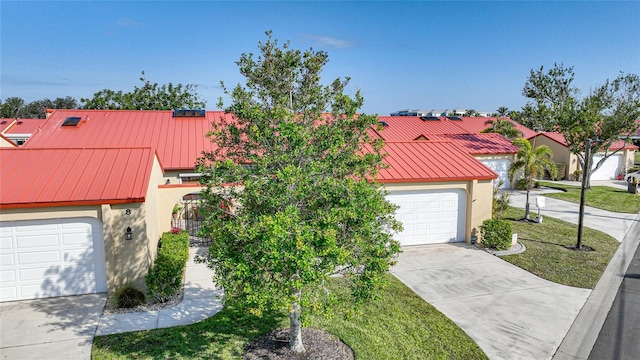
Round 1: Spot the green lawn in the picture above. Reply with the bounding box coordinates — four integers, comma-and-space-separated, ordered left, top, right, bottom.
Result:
92, 274, 487, 360
537, 181, 640, 214
501, 207, 619, 289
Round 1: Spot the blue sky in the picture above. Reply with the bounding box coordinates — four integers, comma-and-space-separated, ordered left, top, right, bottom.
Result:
2, 1, 639, 115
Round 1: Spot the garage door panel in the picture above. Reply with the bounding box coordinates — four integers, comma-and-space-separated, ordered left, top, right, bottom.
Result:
62, 232, 93, 246
0, 253, 14, 266
20, 266, 60, 281
1, 269, 16, 282
16, 234, 60, 249
0, 218, 107, 302
387, 189, 466, 246
18, 251, 61, 265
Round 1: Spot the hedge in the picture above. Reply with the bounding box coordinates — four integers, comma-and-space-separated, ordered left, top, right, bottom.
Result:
480, 219, 513, 251
145, 230, 189, 303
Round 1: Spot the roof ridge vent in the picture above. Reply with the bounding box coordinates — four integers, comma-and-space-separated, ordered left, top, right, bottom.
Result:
173, 109, 206, 118
378, 120, 389, 127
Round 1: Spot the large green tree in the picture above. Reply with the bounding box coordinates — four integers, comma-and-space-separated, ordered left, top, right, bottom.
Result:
508, 138, 557, 221
80, 72, 206, 110
1, 96, 78, 118
197, 32, 401, 353
522, 64, 640, 187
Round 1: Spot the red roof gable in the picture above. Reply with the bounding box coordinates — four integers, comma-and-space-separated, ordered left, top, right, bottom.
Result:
530, 132, 639, 151
25, 110, 233, 171
2, 118, 46, 135
427, 133, 519, 155
377, 141, 498, 183
0, 147, 155, 209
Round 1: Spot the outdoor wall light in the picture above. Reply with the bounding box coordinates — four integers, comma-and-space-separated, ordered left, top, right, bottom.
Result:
125, 227, 133, 240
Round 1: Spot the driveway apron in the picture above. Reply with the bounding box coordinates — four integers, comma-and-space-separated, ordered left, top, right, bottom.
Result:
0, 293, 106, 360
392, 243, 590, 360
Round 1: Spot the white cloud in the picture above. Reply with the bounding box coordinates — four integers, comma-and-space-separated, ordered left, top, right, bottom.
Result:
302, 34, 355, 49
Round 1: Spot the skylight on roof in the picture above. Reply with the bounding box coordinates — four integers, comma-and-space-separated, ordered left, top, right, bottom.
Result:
61, 117, 82, 127
173, 109, 206, 118
420, 116, 440, 121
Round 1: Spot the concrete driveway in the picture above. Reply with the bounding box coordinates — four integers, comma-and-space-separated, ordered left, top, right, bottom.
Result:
0, 293, 106, 360
392, 243, 591, 360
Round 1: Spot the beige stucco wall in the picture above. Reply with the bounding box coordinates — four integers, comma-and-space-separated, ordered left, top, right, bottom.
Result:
529, 136, 578, 180
623, 149, 636, 173
382, 179, 494, 244
0, 136, 16, 147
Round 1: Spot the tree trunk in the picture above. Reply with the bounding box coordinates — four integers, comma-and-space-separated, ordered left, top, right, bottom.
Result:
289, 289, 305, 353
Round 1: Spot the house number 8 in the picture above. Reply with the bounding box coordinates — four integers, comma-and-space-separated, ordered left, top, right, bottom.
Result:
125, 209, 131, 215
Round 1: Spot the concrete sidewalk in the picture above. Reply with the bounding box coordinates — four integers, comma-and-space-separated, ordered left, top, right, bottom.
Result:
508, 189, 637, 242
96, 247, 222, 336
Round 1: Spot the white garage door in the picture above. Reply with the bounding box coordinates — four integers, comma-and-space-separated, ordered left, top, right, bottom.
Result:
387, 189, 466, 246
0, 218, 107, 302
480, 159, 511, 189
591, 154, 622, 181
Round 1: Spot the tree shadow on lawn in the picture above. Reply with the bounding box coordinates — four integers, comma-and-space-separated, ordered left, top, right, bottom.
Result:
93, 304, 286, 359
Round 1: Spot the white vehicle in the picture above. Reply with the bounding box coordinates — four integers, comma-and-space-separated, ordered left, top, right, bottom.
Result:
625, 171, 640, 183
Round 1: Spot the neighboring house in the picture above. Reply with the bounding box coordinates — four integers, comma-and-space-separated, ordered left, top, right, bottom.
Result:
373, 116, 519, 189
527, 132, 638, 180
0, 118, 46, 146
379, 141, 496, 246
0, 109, 502, 301
427, 133, 519, 189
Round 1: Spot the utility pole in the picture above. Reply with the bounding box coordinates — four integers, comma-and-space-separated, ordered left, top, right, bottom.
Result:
576, 138, 591, 249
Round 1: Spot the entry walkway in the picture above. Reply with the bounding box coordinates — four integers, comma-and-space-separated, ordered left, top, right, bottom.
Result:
96, 247, 222, 335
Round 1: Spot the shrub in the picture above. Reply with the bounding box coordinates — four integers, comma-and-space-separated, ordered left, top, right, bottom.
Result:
572, 169, 582, 181
145, 231, 189, 303
115, 283, 145, 308
480, 219, 513, 250
553, 163, 566, 180
516, 178, 529, 190
492, 180, 510, 220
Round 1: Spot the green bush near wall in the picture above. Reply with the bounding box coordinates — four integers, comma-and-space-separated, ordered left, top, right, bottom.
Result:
480, 219, 513, 250
145, 231, 189, 303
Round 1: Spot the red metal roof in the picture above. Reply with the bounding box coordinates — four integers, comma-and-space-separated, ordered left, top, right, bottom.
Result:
427, 133, 519, 154
2, 118, 46, 135
0, 119, 14, 133
25, 110, 234, 170
377, 141, 498, 183
530, 132, 639, 151
0, 147, 155, 209
454, 116, 538, 138
375, 116, 468, 141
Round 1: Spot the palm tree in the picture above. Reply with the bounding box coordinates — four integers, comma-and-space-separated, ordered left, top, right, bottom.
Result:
496, 106, 509, 117
508, 138, 557, 221
482, 118, 522, 140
